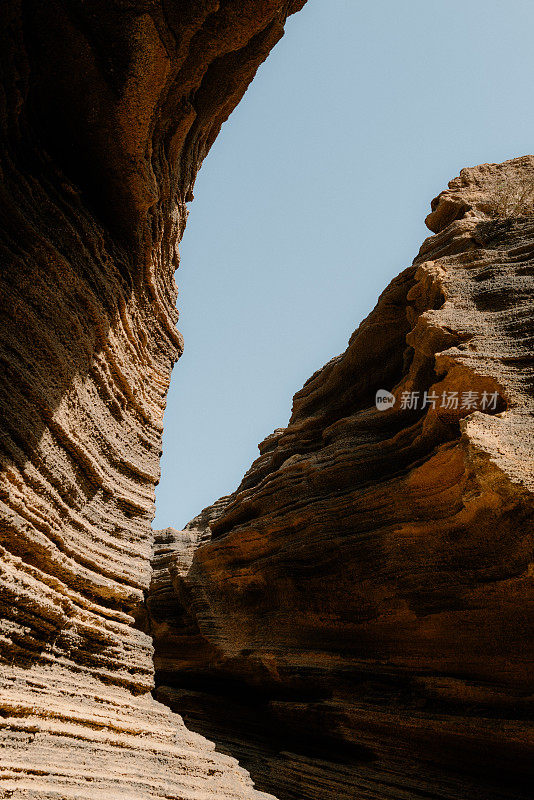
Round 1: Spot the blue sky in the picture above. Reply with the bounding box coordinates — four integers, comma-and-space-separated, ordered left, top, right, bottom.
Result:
154, 0, 534, 529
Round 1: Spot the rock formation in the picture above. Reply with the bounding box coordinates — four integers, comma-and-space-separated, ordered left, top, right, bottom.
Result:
148, 157, 534, 800
1, 0, 533, 797
0, 1, 305, 797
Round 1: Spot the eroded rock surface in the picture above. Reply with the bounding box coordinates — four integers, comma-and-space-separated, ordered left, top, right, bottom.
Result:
149, 157, 534, 800
0, 1, 306, 797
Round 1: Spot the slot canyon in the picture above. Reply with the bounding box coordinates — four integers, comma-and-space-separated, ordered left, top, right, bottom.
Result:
0, 2, 532, 799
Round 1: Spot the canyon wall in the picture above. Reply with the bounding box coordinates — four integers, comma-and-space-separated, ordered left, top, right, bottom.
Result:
0, 2, 305, 797
149, 157, 534, 800
1, 2, 532, 799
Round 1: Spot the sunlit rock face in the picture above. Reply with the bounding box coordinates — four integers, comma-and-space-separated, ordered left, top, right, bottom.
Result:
0, 1, 306, 797
149, 158, 534, 800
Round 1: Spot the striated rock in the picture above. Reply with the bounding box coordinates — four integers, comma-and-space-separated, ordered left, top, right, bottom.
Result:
149, 157, 534, 800
1, 1, 533, 796
0, 1, 306, 797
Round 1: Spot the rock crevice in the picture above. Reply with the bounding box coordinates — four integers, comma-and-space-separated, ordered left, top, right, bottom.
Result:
0, 2, 532, 797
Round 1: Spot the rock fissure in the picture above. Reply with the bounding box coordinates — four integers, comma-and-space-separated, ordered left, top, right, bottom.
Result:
0, 2, 532, 799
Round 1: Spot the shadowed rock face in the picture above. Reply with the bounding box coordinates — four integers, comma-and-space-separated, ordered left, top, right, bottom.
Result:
0, 1, 305, 797
149, 158, 534, 800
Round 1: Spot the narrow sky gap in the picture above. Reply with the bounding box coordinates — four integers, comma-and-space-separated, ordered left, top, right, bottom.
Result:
154, 0, 534, 529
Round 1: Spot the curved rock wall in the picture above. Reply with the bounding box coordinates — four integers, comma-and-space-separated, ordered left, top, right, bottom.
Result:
149, 157, 534, 800
0, 2, 305, 797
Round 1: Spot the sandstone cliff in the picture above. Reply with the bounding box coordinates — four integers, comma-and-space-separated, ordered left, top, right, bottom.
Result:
149, 158, 534, 800
1, 1, 533, 798
0, 2, 305, 797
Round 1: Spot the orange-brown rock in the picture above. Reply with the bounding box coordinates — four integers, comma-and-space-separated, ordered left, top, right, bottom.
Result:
0, 2, 306, 797
149, 157, 534, 800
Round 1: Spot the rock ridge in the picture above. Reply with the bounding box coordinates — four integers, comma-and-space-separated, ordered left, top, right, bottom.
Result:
149, 156, 534, 800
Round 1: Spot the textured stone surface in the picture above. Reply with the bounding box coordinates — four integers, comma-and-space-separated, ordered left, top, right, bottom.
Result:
0, 1, 305, 797
149, 157, 534, 800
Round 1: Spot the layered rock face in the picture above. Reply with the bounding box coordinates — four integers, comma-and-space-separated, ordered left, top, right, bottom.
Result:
0, 2, 305, 797
149, 158, 534, 800
1, 1, 533, 797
